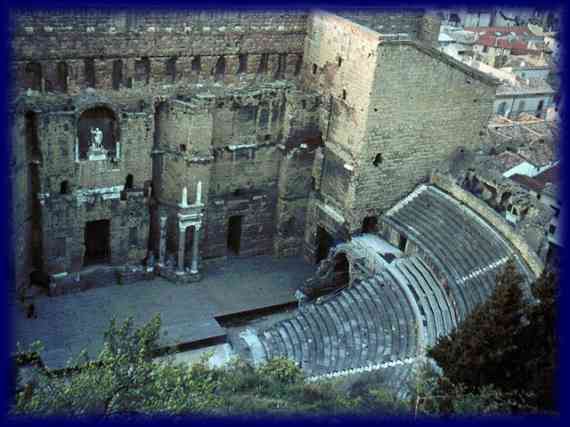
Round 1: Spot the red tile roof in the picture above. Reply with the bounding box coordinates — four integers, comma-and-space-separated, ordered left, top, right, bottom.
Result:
476, 34, 529, 50
509, 174, 544, 192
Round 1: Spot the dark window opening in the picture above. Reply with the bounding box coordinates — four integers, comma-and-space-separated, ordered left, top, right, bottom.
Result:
362, 216, 378, 234
342, 89, 347, 101
338, 57, 343, 67
536, 100, 544, 117
180, 144, 186, 152
264, 134, 271, 141
84, 220, 111, 266
214, 56, 226, 80
227, 215, 243, 255
125, 174, 134, 190
129, 227, 138, 246
294, 54, 303, 75
310, 176, 316, 190
135, 57, 151, 84
57, 62, 68, 93
549, 224, 556, 235
238, 54, 248, 73
312, 63, 318, 75
25, 62, 42, 91
301, 100, 307, 109
275, 53, 287, 78
112, 59, 123, 90
166, 57, 177, 82
316, 226, 334, 264
233, 189, 243, 197
192, 56, 201, 72
25, 111, 41, 161
84, 58, 96, 88
373, 153, 383, 166
60, 180, 70, 195
333, 253, 350, 287
398, 234, 408, 252
183, 226, 195, 265
258, 53, 269, 74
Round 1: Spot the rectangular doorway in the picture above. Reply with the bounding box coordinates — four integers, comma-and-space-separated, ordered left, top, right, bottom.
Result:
84, 220, 111, 266
316, 226, 334, 264
227, 215, 243, 255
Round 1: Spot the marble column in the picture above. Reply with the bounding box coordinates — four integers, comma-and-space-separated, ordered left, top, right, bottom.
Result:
158, 216, 167, 266
190, 223, 201, 274
177, 225, 186, 273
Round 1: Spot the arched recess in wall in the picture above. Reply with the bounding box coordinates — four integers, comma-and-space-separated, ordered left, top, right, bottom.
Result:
294, 54, 303, 75
77, 106, 119, 160
214, 56, 226, 80
112, 60, 123, 90
238, 54, 248, 74
25, 62, 42, 91
57, 62, 68, 93
166, 57, 177, 82
135, 57, 151, 84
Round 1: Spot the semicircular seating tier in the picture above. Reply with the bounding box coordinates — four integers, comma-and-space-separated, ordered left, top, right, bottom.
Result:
241, 184, 536, 387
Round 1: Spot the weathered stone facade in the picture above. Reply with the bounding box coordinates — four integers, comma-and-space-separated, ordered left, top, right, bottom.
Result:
10, 8, 508, 295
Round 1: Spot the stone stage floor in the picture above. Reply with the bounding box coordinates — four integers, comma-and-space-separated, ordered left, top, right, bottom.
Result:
12, 255, 315, 369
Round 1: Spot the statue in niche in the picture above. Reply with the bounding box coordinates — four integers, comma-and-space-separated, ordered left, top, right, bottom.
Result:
89, 127, 104, 150
87, 127, 107, 161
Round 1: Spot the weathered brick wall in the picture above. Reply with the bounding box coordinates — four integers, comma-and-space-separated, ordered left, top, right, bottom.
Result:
350, 41, 498, 230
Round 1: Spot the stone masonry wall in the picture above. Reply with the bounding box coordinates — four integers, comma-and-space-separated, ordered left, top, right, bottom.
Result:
350, 41, 499, 230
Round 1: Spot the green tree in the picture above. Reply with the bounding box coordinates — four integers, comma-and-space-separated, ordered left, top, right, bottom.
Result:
428, 260, 528, 391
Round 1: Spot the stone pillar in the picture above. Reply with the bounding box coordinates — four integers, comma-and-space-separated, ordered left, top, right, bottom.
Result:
181, 187, 188, 207
196, 181, 202, 205
75, 138, 79, 162
190, 223, 201, 274
158, 216, 167, 266
177, 225, 186, 273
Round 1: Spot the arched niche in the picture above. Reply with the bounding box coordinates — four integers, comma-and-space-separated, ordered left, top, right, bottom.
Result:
77, 106, 119, 160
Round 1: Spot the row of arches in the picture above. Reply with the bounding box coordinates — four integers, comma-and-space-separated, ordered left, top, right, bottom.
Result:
22, 53, 303, 93
496, 99, 546, 118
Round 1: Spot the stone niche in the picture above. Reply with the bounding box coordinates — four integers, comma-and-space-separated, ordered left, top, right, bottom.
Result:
78, 106, 119, 160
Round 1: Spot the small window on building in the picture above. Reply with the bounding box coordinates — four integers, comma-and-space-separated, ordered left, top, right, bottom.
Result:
312, 64, 318, 75
338, 57, 343, 67
301, 100, 306, 109
373, 153, 383, 167
60, 180, 70, 194
180, 144, 186, 152
549, 224, 556, 235
483, 46, 489, 53
342, 89, 347, 101
191, 56, 201, 72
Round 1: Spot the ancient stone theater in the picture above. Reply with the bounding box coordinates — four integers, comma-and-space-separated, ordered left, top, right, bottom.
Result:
10, 8, 549, 382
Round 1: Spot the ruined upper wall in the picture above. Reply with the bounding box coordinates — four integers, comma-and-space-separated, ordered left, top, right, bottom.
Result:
10, 10, 308, 93
333, 8, 440, 44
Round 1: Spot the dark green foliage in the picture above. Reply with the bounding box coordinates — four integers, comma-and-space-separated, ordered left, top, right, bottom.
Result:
12, 316, 409, 417
427, 261, 558, 413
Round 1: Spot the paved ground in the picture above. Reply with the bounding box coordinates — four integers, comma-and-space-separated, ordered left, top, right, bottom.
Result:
13, 255, 314, 369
